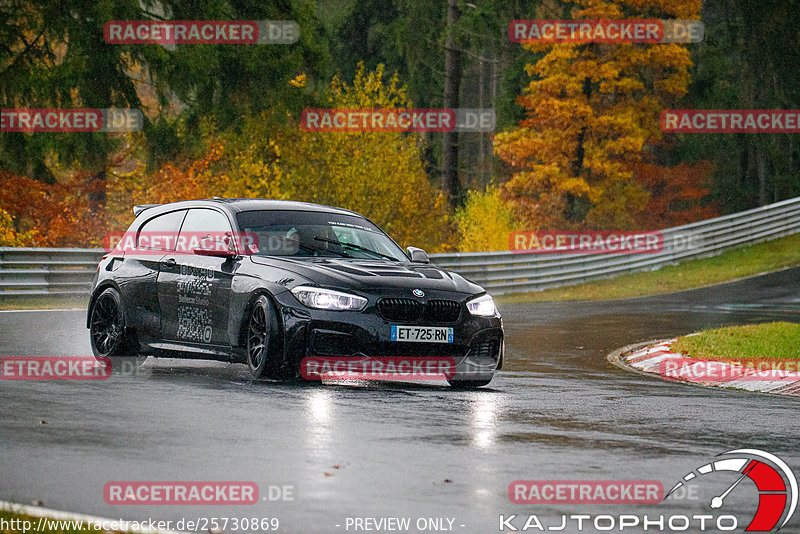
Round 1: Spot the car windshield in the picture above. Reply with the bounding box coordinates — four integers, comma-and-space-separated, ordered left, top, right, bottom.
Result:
236, 209, 408, 261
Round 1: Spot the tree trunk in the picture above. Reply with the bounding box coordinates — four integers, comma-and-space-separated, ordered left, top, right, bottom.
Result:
572, 77, 592, 177
441, 0, 461, 207
756, 145, 766, 206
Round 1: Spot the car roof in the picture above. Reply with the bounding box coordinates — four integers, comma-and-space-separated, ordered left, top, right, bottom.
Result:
134, 198, 364, 219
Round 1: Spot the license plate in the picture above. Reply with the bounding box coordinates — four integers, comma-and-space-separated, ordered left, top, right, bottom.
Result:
390, 325, 454, 343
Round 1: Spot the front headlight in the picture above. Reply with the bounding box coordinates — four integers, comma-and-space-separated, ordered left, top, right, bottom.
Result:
290, 286, 367, 311
466, 294, 497, 317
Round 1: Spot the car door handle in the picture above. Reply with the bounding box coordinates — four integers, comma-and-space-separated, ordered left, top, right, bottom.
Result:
164, 258, 176, 267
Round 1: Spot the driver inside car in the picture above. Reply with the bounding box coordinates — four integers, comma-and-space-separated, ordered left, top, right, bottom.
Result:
291, 225, 341, 256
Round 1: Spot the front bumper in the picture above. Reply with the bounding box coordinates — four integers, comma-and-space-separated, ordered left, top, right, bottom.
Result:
272, 289, 503, 381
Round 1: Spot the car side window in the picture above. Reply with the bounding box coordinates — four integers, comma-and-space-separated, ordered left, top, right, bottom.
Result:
137, 210, 186, 251
178, 208, 234, 253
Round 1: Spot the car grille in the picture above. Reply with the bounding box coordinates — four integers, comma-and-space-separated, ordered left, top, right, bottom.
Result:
424, 299, 461, 322
377, 298, 461, 323
377, 298, 424, 321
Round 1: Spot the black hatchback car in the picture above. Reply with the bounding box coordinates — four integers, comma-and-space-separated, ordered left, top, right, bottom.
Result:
87, 199, 503, 387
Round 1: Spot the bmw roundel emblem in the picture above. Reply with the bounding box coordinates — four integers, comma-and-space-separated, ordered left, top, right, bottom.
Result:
412, 289, 425, 298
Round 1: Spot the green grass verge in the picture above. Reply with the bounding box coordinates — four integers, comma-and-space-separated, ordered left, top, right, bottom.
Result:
0, 295, 88, 311
671, 322, 800, 360
0, 510, 125, 534
497, 233, 800, 304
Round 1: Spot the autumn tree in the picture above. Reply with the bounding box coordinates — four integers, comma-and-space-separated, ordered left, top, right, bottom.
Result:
495, 0, 701, 230
268, 63, 450, 251
105, 140, 229, 231
106, 132, 290, 232
454, 187, 517, 252
632, 160, 717, 228
0, 208, 36, 246
332, 0, 551, 197
0, 172, 107, 247
106, 64, 449, 251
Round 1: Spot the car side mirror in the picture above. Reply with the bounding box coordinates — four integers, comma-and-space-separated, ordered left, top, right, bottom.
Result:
194, 246, 238, 258
407, 246, 429, 263
193, 234, 238, 258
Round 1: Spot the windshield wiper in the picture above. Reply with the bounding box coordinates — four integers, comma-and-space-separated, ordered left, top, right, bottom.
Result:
313, 236, 399, 261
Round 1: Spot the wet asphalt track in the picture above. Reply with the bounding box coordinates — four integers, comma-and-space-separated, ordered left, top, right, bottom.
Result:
1, 268, 799, 534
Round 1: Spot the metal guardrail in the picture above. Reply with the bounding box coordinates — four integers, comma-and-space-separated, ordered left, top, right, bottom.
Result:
0, 248, 103, 297
430, 196, 800, 295
2, 196, 800, 298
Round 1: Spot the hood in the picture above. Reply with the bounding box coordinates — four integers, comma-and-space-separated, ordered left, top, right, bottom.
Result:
249, 256, 482, 295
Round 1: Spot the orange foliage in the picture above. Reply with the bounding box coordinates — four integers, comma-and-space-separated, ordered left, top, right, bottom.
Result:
0, 142, 228, 247
0, 172, 107, 247
106, 142, 226, 231
495, 0, 701, 230
0, 208, 35, 246
632, 161, 718, 229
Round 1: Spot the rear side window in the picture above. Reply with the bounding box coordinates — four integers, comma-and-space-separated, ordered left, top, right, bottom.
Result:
178, 208, 234, 253
137, 210, 186, 251
179, 209, 233, 234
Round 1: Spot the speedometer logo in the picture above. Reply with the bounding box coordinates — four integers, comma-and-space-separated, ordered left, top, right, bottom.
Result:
666, 449, 797, 531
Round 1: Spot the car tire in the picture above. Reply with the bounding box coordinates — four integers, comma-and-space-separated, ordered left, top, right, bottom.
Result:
447, 378, 493, 388
246, 294, 287, 379
89, 287, 146, 366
